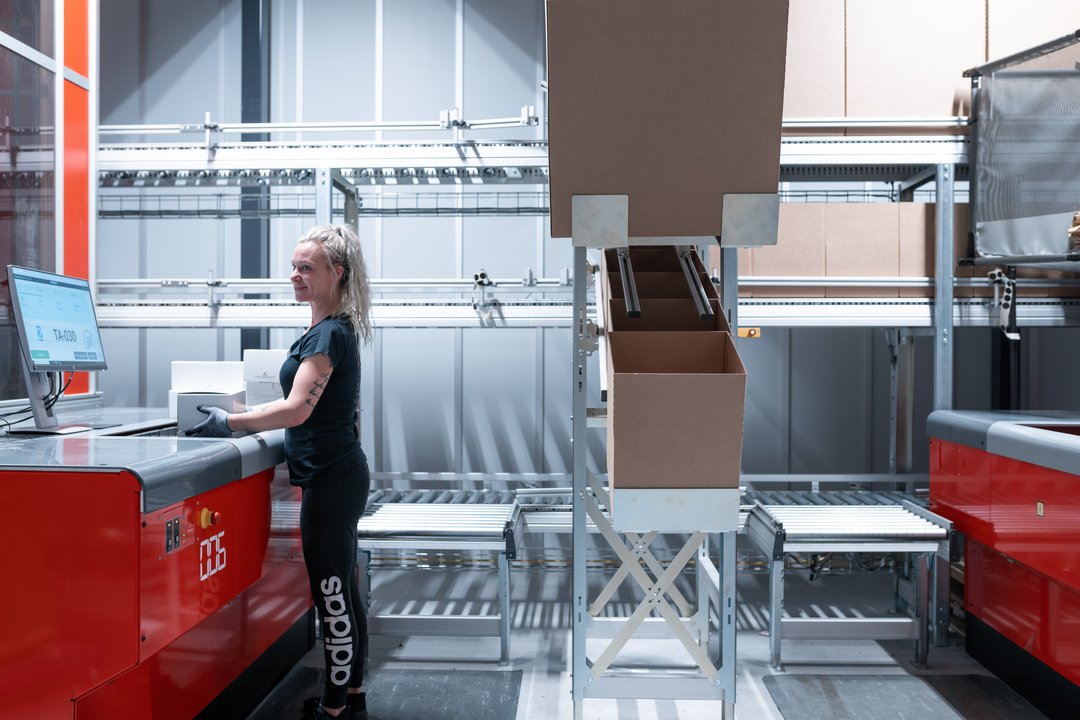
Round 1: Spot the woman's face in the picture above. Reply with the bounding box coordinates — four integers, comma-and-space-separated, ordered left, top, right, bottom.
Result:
290, 242, 342, 309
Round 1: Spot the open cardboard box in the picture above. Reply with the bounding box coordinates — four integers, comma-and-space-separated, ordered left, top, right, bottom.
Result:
608, 298, 731, 334
605, 331, 746, 492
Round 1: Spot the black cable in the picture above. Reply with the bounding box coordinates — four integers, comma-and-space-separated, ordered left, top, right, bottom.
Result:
45, 372, 73, 410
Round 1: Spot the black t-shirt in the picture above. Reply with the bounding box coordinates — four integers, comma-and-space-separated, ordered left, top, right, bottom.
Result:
280, 315, 361, 486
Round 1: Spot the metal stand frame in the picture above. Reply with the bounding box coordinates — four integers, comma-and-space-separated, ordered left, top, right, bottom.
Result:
570, 220, 738, 717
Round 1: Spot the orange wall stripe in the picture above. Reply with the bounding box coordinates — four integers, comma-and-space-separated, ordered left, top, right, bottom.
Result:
64, 0, 90, 78
65, 81, 91, 394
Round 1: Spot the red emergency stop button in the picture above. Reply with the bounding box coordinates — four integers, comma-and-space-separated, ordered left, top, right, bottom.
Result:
199, 508, 222, 530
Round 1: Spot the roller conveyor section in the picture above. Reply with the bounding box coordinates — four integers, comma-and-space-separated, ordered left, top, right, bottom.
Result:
355, 491, 522, 664
357, 502, 522, 552
746, 500, 952, 671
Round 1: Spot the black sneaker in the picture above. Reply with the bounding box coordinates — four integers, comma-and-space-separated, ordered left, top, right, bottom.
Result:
303, 694, 367, 720
300, 702, 335, 720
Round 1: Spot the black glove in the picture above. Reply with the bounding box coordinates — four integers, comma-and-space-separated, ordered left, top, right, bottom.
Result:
185, 405, 232, 437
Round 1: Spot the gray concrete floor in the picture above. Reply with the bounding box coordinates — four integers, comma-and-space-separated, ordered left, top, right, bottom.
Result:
247, 563, 1000, 719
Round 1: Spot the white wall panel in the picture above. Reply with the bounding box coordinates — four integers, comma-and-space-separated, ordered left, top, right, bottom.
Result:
461, 329, 537, 472
379, 328, 456, 471
739, 330, 788, 474
383, 0, 455, 130
788, 328, 871, 473
380, 216, 456, 278
462, 0, 544, 142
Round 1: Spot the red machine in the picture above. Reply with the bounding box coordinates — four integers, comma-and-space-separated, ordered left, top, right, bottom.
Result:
0, 429, 311, 720
929, 410, 1080, 719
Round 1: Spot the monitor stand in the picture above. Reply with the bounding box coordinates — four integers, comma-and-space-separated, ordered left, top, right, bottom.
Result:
7, 358, 95, 435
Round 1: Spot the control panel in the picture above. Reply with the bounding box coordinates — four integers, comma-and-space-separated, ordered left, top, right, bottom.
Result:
160, 504, 195, 555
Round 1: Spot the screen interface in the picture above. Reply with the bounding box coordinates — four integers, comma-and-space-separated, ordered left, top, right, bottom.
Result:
9, 266, 107, 371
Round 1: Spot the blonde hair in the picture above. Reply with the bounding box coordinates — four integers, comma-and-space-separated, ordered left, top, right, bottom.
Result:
297, 224, 374, 344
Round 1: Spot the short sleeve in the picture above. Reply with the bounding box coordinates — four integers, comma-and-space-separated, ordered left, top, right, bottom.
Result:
296, 320, 349, 369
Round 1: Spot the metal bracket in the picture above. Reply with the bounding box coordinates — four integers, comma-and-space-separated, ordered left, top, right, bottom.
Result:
577, 320, 599, 355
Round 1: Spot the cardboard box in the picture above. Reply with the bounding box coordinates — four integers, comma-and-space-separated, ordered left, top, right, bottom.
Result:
606, 331, 746, 491
824, 203, 900, 298
604, 247, 716, 303
607, 272, 696, 301
243, 349, 287, 383
898, 203, 974, 298
608, 298, 732, 334
546, 0, 789, 238
987, 0, 1080, 70
783, 0, 845, 121
752, 203, 826, 297
176, 390, 247, 437
245, 380, 283, 407
171, 361, 244, 393
845, 0, 984, 118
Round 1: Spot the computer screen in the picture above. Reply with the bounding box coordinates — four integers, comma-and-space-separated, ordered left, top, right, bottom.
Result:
7, 265, 108, 373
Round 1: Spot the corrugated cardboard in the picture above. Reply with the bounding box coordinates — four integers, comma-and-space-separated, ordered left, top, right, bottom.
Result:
783, 0, 845, 121
606, 331, 746, 490
752, 203, 826, 297
607, 272, 693, 301
825, 203, 900, 298
604, 247, 716, 303
608, 299, 732, 334
845, 0, 984, 118
987, 0, 1080, 67
898, 203, 974, 298
546, 0, 789, 238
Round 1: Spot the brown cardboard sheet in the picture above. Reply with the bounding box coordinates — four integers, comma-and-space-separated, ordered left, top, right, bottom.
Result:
752, 203, 826, 297
898, 203, 974, 298
845, 0, 984, 118
608, 298, 731, 334
546, 0, 789, 239
606, 331, 746, 490
824, 203, 900, 298
783, 0, 845, 121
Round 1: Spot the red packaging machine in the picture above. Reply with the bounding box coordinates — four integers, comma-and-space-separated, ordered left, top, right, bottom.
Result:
929, 410, 1080, 720
0, 417, 312, 720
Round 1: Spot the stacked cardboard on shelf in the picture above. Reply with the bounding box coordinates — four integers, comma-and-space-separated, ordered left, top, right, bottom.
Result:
740, 202, 972, 298
601, 247, 746, 495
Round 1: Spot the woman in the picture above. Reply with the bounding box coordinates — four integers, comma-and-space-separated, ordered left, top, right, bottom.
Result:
188, 224, 373, 720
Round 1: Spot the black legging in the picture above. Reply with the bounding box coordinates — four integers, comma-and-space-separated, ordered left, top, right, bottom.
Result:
299, 451, 370, 709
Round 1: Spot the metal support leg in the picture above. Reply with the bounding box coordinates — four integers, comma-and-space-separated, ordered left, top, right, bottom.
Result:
913, 554, 930, 669
571, 245, 590, 718
721, 531, 737, 717
696, 535, 709, 646
498, 551, 511, 665
769, 554, 784, 670
934, 163, 955, 412
933, 550, 950, 647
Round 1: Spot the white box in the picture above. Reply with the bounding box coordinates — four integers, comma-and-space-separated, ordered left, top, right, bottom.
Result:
176, 390, 247, 437
245, 380, 283, 407
244, 349, 287, 383
171, 361, 244, 393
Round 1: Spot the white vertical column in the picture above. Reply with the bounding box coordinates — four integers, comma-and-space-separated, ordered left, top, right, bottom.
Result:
54, 0, 65, 274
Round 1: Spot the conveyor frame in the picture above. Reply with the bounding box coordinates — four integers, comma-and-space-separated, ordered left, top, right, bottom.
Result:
356, 501, 522, 665
745, 500, 952, 670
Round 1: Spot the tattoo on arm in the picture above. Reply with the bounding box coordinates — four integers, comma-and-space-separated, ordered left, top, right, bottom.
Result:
306, 371, 330, 404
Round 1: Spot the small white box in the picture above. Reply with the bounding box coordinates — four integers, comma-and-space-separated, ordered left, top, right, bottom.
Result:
245, 380, 283, 407
171, 361, 244, 393
244, 349, 287, 383
176, 390, 247, 437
